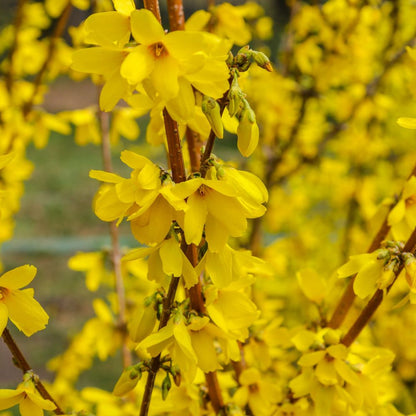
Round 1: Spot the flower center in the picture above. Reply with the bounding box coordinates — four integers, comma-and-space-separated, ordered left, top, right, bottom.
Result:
0, 287, 8, 300
406, 194, 416, 207
149, 42, 168, 58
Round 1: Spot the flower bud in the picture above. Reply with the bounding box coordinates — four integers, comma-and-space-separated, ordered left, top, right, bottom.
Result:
202, 96, 224, 138
253, 51, 273, 72
237, 108, 259, 157
161, 374, 172, 400
129, 305, 157, 343
113, 365, 141, 396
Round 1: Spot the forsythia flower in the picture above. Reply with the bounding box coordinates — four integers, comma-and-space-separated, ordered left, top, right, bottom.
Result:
124, 236, 198, 289
90, 150, 187, 245
233, 367, 282, 416
72, 6, 230, 111
0, 381, 56, 416
173, 167, 267, 252
337, 250, 396, 299
387, 176, 416, 241
0, 265, 48, 336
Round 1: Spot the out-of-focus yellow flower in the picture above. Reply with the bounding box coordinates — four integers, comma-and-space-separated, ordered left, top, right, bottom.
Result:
0, 265, 48, 336
388, 176, 416, 241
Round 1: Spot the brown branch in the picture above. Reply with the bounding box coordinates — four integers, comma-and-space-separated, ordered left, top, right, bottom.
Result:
328, 162, 416, 328
143, 0, 161, 22
186, 128, 202, 173
341, 227, 416, 347
167, 0, 185, 31
2, 328, 64, 414
98, 104, 131, 368
140, 276, 181, 416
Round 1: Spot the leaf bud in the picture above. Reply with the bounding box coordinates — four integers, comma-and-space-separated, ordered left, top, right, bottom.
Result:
201, 96, 224, 138
161, 374, 172, 400
252, 51, 273, 72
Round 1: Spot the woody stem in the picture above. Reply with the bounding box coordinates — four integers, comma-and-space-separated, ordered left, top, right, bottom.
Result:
341, 227, 416, 346
98, 105, 131, 368
2, 328, 64, 414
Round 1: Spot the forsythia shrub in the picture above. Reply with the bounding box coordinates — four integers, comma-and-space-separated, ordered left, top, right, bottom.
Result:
2, 0, 416, 415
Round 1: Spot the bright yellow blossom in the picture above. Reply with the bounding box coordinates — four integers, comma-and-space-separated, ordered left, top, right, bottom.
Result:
0, 381, 56, 416
172, 167, 267, 251
388, 176, 416, 241
90, 150, 188, 245
337, 250, 396, 299
0, 265, 48, 336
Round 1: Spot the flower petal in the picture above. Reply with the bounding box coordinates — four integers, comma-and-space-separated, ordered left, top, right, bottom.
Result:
151, 55, 179, 100
100, 69, 131, 112
71, 47, 125, 76
4, 289, 49, 336
0, 389, 23, 411
130, 9, 164, 45
0, 302, 8, 336
0, 265, 37, 290
120, 45, 155, 85
84, 11, 130, 47
159, 238, 183, 277
184, 192, 207, 246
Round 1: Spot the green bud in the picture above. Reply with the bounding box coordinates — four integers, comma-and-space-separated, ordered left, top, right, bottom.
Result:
201, 96, 223, 138
161, 374, 172, 400
253, 51, 273, 72
113, 366, 141, 396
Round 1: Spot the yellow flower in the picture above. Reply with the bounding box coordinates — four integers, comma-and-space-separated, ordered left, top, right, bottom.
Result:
173, 167, 267, 252
0, 382, 56, 416
120, 9, 230, 100
73, 6, 230, 111
138, 316, 198, 382
0, 265, 48, 336
90, 151, 188, 245
337, 250, 396, 299
124, 237, 198, 289
186, 3, 252, 46
388, 176, 416, 241
233, 367, 282, 416
205, 287, 259, 341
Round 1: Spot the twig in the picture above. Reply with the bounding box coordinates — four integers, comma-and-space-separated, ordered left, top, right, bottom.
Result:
186, 128, 202, 173
341, 227, 416, 347
328, 162, 416, 328
98, 106, 131, 368
2, 328, 64, 414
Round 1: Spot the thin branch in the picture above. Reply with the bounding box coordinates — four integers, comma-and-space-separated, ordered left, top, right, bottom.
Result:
143, 0, 161, 22
2, 328, 64, 414
341, 227, 416, 347
98, 104, 131, 368
167, 0, 185, 31
140, 276, 181, 416
186, 128, 202, 173
328, 162, 416, 328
